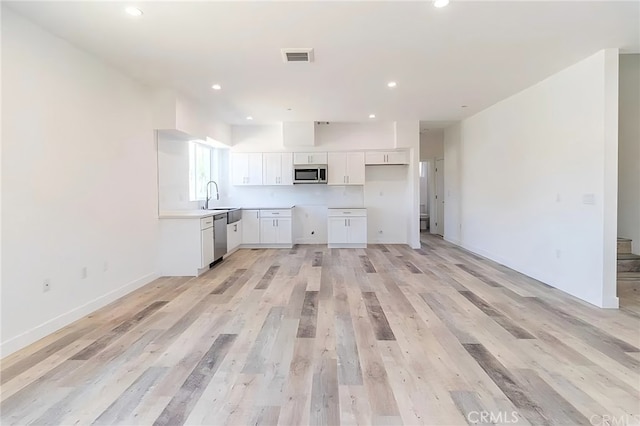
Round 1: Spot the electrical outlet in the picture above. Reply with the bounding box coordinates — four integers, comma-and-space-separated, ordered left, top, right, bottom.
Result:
43, 279, 51, 292
81, 267, 87, 279
556, 249, 561, 259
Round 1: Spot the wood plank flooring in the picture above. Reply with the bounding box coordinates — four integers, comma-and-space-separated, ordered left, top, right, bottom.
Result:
2, 235, 639, 425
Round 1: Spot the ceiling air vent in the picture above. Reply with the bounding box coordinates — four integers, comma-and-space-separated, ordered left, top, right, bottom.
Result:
281, 48, 314, 63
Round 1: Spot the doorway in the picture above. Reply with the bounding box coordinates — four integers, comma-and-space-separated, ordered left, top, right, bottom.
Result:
434, 158, 444, 236
419, 161, 430, 232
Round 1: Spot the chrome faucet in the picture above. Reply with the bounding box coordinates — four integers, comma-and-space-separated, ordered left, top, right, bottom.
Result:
204, 180, 219, 210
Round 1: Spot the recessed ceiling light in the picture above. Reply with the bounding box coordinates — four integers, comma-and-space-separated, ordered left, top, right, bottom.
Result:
434, 0, 450, 8
211, 84, 222, 90
246, 116, 253, 120
387, 81, 397, 88
369, 114, 376, 119
125, 7, 143, 17
461, 105, 468, 108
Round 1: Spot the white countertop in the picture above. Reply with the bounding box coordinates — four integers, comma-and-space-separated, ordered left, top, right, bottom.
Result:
159, 210, 231, 219
241, 206, 295, 210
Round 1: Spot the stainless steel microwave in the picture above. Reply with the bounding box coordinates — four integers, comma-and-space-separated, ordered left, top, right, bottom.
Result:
293, 165, 327, 184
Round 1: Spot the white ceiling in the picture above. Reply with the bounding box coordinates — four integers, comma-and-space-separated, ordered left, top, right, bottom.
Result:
5, 1, 639, 125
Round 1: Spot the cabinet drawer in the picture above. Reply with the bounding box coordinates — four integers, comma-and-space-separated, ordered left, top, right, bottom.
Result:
200, 216, 214, 229
260, 209, 292, 218
327, 208, 366, 217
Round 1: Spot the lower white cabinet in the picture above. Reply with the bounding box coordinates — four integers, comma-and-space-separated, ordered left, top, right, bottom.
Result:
159, 215, 215, 276
260, 218, 292, 245
241, 208, 293, 247
227, 220, 242, 253
242, 210, 261, 244
259, 209, 293, 247
201, 226, 215, 266
327, 209, 367, 248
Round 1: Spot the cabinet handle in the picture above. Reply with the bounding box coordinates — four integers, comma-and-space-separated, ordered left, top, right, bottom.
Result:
276, 219, 279, 226
234, 224, 237, 232
256, 212, 259, 218
344, 219, 347, 227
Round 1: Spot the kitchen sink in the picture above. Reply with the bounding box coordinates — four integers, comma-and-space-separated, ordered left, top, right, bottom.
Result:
207, 207, 241, 224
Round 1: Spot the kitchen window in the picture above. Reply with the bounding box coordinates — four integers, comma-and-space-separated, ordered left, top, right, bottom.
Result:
188, 141, 212, 201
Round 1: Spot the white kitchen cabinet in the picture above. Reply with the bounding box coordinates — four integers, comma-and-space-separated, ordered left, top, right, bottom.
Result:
293, 152, 328, 165
201, 225, 215, 266
365, 150, 409, 165
242, 209, 261, 244
159, 214, 215, 276
328, 152, 365, 185
327, 209, 367, 248
260, 218, 292, 245
231, 152, 263, 185
263, 153, 293, 185
258, 209, 293, 247
227, 220, 243, 253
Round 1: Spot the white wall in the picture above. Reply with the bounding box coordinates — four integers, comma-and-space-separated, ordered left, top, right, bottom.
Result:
618, 54, 640, 254
1, 9, 160, 355
420, 129, 444, 160
226, 122, 419, 246
444, 49, 619, 308
157, 132, 200, 211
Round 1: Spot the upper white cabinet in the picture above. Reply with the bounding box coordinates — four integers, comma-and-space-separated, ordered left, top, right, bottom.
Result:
263, 153, 293, 186
328, 152, 365, 185
293, 152, 328, 165
365, 150, 409, 165
231, 153, 263, 185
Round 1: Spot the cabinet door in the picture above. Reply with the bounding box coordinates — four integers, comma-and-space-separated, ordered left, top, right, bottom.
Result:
328, 217, 349, 244
347, 217, 367, 244
231, 153, 248, 185
364, 152, 387, 165
280, 153, 293, 185
385, 151, 408, 164
260, 218, 277, 244
275, 218, 292, 244
201, 226, 214, 267
345, 152, 365, 185
293, 152, 312, 165
247, 153, 263, 185
227, 221, 242, 252
262, 153, 280, 185
242, 210, 261, 244
309, 152, 328, 164
327, 152, 347, 185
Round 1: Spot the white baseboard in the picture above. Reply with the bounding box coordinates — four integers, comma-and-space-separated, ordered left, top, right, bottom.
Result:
601, 296, 620, 309
0, 272, 159, 357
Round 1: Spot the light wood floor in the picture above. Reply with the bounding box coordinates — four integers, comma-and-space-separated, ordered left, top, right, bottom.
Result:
2, 235, 639, 425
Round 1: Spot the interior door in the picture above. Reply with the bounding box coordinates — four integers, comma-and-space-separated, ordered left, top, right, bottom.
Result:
434, 158, 445, 236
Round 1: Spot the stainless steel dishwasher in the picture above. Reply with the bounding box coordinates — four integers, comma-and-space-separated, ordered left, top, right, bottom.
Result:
213, 213, 227, 262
